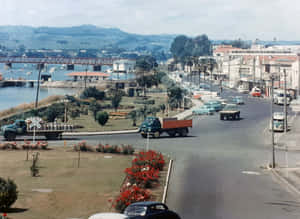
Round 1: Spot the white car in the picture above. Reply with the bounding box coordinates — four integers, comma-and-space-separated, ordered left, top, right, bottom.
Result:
237, 85, 249, 94
88, 213, 129, 219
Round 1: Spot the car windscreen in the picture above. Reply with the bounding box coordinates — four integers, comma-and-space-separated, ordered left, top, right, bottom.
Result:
124, 206, 147, 216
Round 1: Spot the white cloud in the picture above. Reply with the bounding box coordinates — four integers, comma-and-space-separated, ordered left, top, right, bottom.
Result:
0, 0, 299, 40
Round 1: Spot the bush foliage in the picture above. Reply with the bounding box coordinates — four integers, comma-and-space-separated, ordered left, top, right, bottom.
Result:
0, 177, 18, 211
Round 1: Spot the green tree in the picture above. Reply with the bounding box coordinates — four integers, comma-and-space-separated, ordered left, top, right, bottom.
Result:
111, 90, 123, 112
159, 104, 166, 114
170, 35, 189, 62
167, 86, 184, 109
135, 55, 158, 97
44, 103, 65, 122
89, 100, 102, 120
96, 111, 109, 127
170, 34, 212, 65
129, 110, 137, 126
81, 87, 105, 100
0, 177, 18, 211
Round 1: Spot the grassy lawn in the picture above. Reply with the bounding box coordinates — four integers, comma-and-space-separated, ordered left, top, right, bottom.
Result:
69, 93, 180, 132
0, 147, 169, 219
0, 147, 132, 219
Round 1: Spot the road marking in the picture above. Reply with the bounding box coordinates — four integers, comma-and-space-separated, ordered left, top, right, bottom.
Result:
242, 171, 261, 175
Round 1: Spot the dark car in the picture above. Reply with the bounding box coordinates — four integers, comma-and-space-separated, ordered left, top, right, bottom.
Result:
124, 201, 181, 219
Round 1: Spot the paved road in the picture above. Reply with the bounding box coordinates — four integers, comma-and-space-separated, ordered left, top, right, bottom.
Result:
2, 87, 300, 218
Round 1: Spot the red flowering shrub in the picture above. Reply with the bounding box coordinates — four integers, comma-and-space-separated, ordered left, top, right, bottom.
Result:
113, 185, 151, 212
125, 165, 160, 188
112, 150, 166, 212
132, 150, 165, 171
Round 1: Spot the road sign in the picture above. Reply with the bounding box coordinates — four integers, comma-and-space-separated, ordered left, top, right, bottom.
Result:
25, 117, 42, 129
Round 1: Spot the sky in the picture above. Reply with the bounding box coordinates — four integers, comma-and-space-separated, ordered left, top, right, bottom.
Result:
1, 0, 300, 40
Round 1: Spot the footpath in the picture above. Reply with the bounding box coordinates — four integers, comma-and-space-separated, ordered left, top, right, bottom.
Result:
271, 111, 300, 196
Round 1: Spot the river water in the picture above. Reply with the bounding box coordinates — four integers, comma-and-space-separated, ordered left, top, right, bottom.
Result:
0, 63, 133, 111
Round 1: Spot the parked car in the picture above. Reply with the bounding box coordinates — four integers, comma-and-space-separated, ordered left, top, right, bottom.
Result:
231, 96, 244, 105
274, 89, 291, 105
192, 105, 215, 115
250, 87, 261, 97
204, 100, 223, 111
237, 85, 249, 94
124, 201, 181, 219
88, 213, 128, 219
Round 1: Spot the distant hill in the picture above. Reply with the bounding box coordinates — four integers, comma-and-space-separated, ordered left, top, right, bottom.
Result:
0, 25, 176, 51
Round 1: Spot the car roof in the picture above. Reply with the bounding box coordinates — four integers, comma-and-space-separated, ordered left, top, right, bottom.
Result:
88, 213, 128, 219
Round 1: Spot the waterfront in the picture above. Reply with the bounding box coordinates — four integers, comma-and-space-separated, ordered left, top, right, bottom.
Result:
0, 86, 78, 111
0, 63, 134, 111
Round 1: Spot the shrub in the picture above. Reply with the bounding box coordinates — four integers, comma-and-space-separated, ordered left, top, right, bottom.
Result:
125, 165, 160, 188
74, 141, 94, 152
96, 111, 109, 127
0, 177, 18, 211
132, 150, 165, 171
113, 185, 151, 212
81, 87, 105, 100
121, 145, 134, 155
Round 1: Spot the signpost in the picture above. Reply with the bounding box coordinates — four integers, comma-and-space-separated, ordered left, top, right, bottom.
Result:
25, 117, 42, 144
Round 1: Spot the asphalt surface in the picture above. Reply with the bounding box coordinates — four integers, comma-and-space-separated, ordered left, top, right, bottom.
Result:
2, 87, 300, 219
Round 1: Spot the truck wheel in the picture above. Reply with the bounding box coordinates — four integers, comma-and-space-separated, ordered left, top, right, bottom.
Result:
236, 113, 240, 120
179, 128, 188, 137
141, 133, 147, 138
4, 132, 16, 141
45, 133, 59, 140
167, 131, 176, 137
153, 131, 160, 138
220, 115, 224, 120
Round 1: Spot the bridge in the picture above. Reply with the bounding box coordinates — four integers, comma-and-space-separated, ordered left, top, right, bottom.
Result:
0, 57, 122, 65
0, 79, 37, 88
0, 56, 135, 71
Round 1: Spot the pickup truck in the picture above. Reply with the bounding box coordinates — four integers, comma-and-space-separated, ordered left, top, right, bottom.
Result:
139, 117, 192, 138
219, 104, 240, 120
1, 118, 74, 141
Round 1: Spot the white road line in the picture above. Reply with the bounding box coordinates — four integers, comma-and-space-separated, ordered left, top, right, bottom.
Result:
242, 171, 261, 175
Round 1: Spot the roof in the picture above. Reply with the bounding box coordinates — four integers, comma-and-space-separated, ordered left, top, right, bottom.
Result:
67, 72, 110, 77
129, 201, 162, 206
214, 45, 241, 54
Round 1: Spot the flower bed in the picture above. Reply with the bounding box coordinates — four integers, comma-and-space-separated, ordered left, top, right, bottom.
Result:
112, 150, 166, 212
0, 141, 48, 150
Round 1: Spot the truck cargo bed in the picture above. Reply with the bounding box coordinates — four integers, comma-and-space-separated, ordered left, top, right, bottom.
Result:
162, 119, 192, 129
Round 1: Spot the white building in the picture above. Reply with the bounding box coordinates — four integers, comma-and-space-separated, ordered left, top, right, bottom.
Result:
113, 59, 136, 73
213, 45, 300, 94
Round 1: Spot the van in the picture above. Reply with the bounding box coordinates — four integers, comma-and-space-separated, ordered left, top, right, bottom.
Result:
274, 89, 290, 105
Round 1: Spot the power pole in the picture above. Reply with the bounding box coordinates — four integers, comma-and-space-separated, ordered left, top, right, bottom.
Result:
284, 69, 288, 133
271, 76, 275, 168
228, 56, 231, 83
253, 56, 256, 84
298, 54, 300, 97
35, 64, 43, 108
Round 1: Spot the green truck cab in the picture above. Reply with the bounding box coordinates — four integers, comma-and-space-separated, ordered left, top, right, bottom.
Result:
139, 117, 192, 138
1, 118, 74, 141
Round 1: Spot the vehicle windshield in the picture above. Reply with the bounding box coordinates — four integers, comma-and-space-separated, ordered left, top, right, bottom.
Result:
224, 104, 238, 111
124, 206, 147, 216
